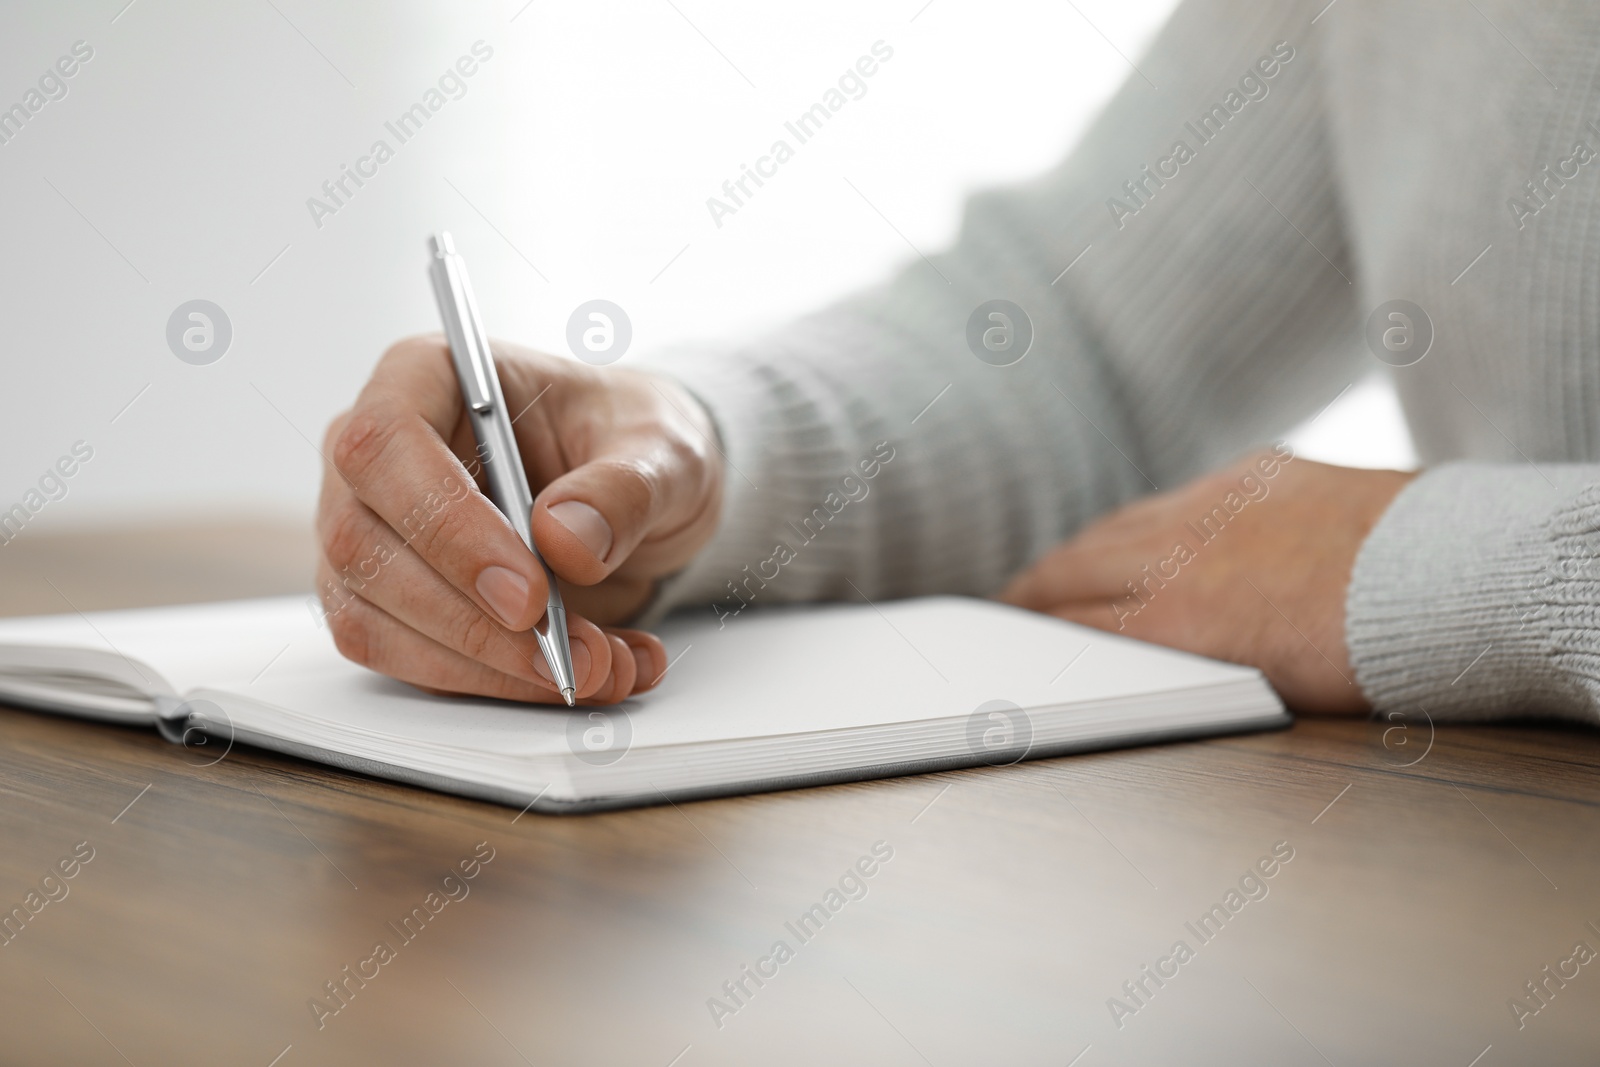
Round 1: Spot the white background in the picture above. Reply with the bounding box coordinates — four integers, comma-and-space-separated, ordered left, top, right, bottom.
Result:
0, 0, 1414, 535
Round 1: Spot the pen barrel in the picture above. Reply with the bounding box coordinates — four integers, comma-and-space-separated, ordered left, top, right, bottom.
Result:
430, 236, 576, 699
428, 250, 539, 554
467, 404, 537, 550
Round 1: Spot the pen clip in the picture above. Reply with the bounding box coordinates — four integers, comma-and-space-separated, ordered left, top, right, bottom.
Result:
429, 232, 495, 414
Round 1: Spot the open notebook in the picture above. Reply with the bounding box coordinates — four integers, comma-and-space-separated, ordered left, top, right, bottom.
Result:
0, 596, 1287, 813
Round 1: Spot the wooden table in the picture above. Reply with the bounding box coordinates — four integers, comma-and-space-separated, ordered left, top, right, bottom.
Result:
1, 525, 1597, 1065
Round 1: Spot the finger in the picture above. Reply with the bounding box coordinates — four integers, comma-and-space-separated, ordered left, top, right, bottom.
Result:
328, 338, 555, 632
999, 538, 1158, 610
321, 583, 624, 704
610, 627, 668, 693
578, 635, 637, 706
315, 497, 616, 698
556, 573, 660, 626
524, 373, 719, 587
1045, 596, 1212, 650
1043, 601, 1131, 635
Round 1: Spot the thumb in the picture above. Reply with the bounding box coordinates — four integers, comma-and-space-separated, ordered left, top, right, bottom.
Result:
531, 451, 694, 588
532, 433, 714, 587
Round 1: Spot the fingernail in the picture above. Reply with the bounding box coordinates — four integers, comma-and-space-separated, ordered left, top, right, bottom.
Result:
476, 566, 530, 627
547, 500, 613, 562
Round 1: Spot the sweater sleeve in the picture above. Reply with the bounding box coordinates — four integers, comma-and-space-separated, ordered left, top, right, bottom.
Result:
634, 0, 1364, 623
1347, 465, 1600, 725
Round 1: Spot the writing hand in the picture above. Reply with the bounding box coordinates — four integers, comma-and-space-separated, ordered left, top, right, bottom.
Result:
316, 337, 724, 705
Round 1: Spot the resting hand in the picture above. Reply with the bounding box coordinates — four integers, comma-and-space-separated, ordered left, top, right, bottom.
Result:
998, 449, 1415, 714
315, 337, 723, 705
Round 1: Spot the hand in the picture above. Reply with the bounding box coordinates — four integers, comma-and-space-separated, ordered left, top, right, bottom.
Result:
997, 448, 1416, 714
315, 336, 724, 705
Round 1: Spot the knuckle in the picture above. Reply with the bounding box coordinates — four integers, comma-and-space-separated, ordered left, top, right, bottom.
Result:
604, 457, 661, 521
455, 605, 502, 663
320, 500, 372, 571
407, 488, 474, 560
1195, 470, 1236, 498
667, 432, 711, 492
331, 407, 398, 483
322, 410, 351, 456
500, 350, 563, 398
377, 334, 444, 375
327, 608, 373, 667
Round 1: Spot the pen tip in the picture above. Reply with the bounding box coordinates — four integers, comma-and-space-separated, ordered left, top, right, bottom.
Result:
429, 231, 454, 257
561, 687, 576, 707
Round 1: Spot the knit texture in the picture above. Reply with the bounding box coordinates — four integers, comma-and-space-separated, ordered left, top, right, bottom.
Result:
638, 0, 1600, 724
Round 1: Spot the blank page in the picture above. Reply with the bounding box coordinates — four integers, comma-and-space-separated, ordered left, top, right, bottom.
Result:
222, 597, 1268, 757
0, 596, 330, 696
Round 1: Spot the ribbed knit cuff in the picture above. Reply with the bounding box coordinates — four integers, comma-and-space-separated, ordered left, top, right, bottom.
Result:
628, 339, 846, 627
1346, 463, 1600, 723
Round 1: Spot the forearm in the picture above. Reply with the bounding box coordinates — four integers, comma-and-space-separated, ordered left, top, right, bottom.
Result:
639, 0, 1359, 621
636, 281, 1153, 620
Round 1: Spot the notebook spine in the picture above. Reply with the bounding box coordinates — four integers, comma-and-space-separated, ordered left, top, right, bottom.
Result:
153, 695, 191, 744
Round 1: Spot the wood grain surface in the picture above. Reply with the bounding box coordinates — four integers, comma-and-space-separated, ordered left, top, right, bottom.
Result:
1, 525, 1597, 1066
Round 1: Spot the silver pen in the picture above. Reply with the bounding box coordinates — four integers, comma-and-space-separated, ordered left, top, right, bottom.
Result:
427, 232, 577, 706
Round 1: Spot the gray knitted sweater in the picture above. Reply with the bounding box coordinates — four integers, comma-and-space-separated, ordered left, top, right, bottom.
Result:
639, 0, 1600, 725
